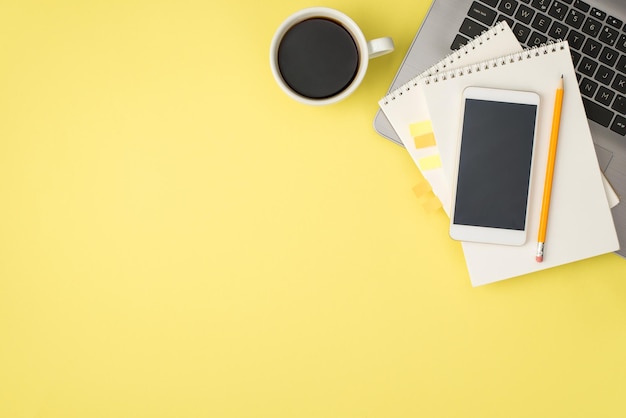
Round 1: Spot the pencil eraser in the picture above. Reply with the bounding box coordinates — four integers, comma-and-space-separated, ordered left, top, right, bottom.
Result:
535, 255, 543, 263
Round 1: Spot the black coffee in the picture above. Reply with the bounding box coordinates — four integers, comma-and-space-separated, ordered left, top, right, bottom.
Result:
277, 18, 360, 99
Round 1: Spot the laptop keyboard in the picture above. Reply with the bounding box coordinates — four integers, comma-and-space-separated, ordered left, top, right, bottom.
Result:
452, 0, 626, 136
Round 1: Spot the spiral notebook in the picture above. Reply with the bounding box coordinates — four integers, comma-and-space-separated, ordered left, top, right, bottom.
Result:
421, 40, 619, 286
378, 22, 522, 215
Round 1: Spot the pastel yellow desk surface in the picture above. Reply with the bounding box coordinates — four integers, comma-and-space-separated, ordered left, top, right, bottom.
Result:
1, 1, 625, 417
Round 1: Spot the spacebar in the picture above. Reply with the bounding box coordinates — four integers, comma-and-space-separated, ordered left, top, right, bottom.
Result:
582, 98, 614, 127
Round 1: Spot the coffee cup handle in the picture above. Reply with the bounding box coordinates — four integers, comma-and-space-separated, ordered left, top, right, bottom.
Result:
367, 37, 394, 59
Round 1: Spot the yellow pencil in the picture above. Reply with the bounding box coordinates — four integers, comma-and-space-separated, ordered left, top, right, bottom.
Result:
536, 75, 564, 263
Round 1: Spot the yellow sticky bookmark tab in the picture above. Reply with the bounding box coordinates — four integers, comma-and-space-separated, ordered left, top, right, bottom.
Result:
409, 120, 433, 138
410, 121, 437, 149
414, 132, 436, 149
418, 154, 442, 171
413, 180, 432, 198
421, 193, 443, 213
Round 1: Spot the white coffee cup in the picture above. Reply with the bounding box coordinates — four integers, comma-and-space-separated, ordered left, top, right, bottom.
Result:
270, 7, 394, 105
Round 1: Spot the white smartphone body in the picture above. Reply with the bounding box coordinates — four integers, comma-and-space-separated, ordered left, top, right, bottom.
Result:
449, 87, 540, 246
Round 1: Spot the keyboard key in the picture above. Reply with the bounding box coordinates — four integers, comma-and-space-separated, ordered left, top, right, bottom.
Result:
599, 26, 619, 47
616, 34, 626, 53
548, 1, 568, 20
565, 9, 584, 29
599, 46, 619, 66
573, 0, 590, 12
515, 4, 535, 24
595, 86, 615, 106
479, 0, 499, 7
589, 7, 606, 20
530, 0, 550, 13
513, 23, 532, 43
582, 97, 613, 126
611, 95, 626, 115
528, 31, 548, 46
570, 49, 582, 66
531, 13, 552, 32
594, 65, 615, 85
582, 17, 602, 37
566, 29, 585, 50
451, 34, 471, 50
498, 0, 519, 16
561, 0, 572, 3
617, 55, 626, 74
582, 38, 602, 58
607, 16, 622, 29
579, 57, 598, 76
459, 18, 487, 38
580, 78, 598, 97
548, 21, 568, 40
610, 115, 626, 135
468, 1, 498, 25
612, 73, 626, 94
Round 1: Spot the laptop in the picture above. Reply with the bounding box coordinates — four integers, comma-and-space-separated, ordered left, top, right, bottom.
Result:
374, 0, 626, 258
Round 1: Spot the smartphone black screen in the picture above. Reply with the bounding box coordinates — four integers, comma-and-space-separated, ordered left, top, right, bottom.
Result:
453, 98, 538, 231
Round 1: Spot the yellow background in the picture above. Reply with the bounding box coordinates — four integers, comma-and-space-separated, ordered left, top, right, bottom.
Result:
1, 1, 625, 417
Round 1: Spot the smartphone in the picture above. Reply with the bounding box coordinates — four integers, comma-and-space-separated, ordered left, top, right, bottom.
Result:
449, 87, 540, 246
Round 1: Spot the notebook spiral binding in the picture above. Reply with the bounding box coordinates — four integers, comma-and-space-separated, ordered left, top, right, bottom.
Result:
425, 39, 567, 84
382, 21, 510, 105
